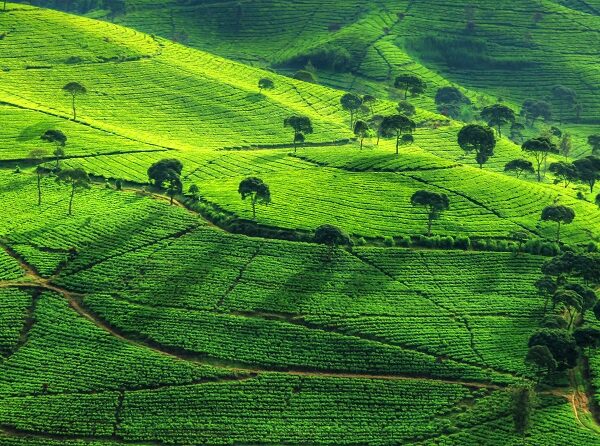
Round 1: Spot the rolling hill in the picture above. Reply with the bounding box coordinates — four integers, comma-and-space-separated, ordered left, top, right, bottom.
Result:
1, 2, 600, 445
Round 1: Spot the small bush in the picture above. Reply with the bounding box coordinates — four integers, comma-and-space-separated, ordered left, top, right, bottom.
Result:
383, 236, 395, 247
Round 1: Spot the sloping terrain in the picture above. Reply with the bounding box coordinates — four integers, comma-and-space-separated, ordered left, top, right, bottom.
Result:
1, 2, 600, 445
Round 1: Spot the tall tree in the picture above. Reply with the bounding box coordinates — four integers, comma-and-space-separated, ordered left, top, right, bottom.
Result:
396, 101, 416, 117
504, 159, 535, 179
238, 177, 271, 220
457, 124, 496, 169
541, 205, 575, 243
29, 148, 48, 206
314, 224, 349, 260
147, 159, 183, 188
55, 168, 91, 216
362, 94, 377, 115
480, 104, 515, 137
165, 170, 182, 205
41, 129, 67, 169
394, 74, 426, 100
62, 82, 87, 120
340, 93, 363, 129
435, 86, 470, 119
559, 133, 572, 160
353, 120, 370, 150
522, 137, 559, 182
573, 155, 600, 193
549, 161, 577, 188
284, 115, 313, 153
552, 289, 582, 328
551, 85, 577, 124
521, 99, 552, 127
410, 190, 450, 236
525, 345, 557, 385
380, 114, 416, 155
528, 328, 578, 370
588, 134, 600, 155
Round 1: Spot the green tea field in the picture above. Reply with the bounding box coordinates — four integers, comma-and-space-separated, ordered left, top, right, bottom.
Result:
2, 1, 600, 445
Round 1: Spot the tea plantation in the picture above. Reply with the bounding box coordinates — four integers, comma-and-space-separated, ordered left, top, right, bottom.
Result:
2, 1, 600, 445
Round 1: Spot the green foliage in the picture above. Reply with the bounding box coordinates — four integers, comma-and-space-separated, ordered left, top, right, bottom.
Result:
457, 124, 496, 168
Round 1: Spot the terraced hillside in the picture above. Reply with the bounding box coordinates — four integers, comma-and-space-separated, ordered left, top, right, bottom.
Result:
1, 2, 600, 445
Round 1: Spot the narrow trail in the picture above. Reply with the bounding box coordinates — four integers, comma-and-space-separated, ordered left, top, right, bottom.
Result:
0, 242, 512, 392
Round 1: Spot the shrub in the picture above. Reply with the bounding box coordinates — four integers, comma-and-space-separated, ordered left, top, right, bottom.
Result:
383, 236, 395, 247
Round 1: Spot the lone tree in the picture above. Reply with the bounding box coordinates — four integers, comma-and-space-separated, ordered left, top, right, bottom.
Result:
435, 86, 470, 119
55, 168, 91, 216
238, 177, 271, 220
549, 161, 577, 188
340, 93, 363, 129
559, 133, 572, 160
394, 74, 426, 100
457, 124, 496, 169
147, 159, 183, 188
353, 120, 371, 150
525, 345, 557, 385
588, 134, 600, 155
29, 148, 48, 206
380, 114, 416, 155
504, 159, 535, 179
284, 115, 313, 152
62, 82, 87, 120
573, 155, 600, 193
258, 78, 275, 93
551, 85, 577, 124
541, 205, 575, 243
362, 94, 377, 115
410, 190, 450, 236
480, 104, 515, 137
396, 101, 416, 117
314, 224, 349, 260
522, 137, 559, 182
41, 129, 67, 169
188, 184, 200, 201
521, 99, 552, 127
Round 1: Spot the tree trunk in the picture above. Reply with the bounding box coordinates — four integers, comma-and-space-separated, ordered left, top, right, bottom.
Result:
350, 111, 354, 129
37, 173, 42, 206
427, 217, 433, 237
72, 94, 77, 120
360, 137, 364, 150
68, 185, 75, 216
252, 195, 257, 220
404, 88, 408, 100
396, 133, 400, 155
293, 133, 297, 153
557, 221, 561, 243
170, 192, 174, 205
376, 133, 380, 146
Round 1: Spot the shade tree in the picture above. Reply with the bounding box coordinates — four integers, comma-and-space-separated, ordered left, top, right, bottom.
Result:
380, 114, 416, 155
410, 190, 450, 236
353, 120, 371, 150
552, 289, 582, 328
522, 137, 559, 182
284, 115, 313, 152
238, 177, 271, 220
457, 124, 496, 168
521, 99, 552, 127
41, 129, 67, 169
573, 328, 600, 354
394, 74, 426, 100
588, 134, 600, 155
550, 85, 577, 124
548, 161, 577, 188
504, 159, 534, 178
55, 168, 91, 215
147, 158, 183, 188
525, 345, 557, 385
29, 148, 48, 206
258, 78, 275, 93
541, 205, 575, 243
573, 155, 600, 193
314, 224, 350, 260
396, 101, 416, 117
362, 94, 377, 115
340, 93, 363, 129
62, 82, 87, 120
480, 104, 515, 137
528, 328, 578, 371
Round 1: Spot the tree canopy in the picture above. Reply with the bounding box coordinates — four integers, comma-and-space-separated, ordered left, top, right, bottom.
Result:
394, 74, 426, 99
284, 115, 313, 152
457, 124, 496, 168
380, 114, 416, 155
147, 159, 184, 188
541, 205, 575, 242
522, 137, 559, 181
410, 190, 450, 236
238, 177, 271, 219
480, 104, 515, 137
504, 159, 535, 178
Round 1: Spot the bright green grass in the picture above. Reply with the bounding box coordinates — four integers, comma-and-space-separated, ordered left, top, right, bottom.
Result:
0, 289, 31, 357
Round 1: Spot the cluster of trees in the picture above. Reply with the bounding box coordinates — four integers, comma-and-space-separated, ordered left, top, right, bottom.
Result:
525, 250, 600, 385
503, 133, 600, 186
